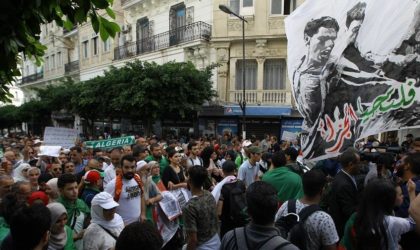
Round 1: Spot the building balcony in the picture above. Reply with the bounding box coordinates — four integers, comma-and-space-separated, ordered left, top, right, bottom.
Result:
121, 0, 144, 9
114, 21, 211, 61
229, 89, 292, 105
64, 60, 80, 74
20, 72, 43, 85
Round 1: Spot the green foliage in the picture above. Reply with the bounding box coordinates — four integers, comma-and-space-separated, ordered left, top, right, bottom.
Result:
0, 105, 21, 129
0, 0, 120, 102
0, 61, 216, 133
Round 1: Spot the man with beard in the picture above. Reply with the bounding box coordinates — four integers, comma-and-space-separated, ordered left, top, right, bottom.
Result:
105, 155, 146, 225
104, 148, 122, 187
145, 143, 169, 175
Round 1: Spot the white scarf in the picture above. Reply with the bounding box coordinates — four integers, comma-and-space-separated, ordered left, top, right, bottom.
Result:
91, 204, 124, 232
47, 203, 67, 250
13, 163, 30, 182
211, 175, 237, 203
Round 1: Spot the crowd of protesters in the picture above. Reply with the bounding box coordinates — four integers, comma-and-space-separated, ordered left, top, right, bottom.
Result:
0, 132, 419, 250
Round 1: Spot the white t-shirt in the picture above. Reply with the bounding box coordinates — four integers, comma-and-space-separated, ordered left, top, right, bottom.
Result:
187, 156, 203, 168
275, 200, 339, 249
83, 223, 123, 250
385, 215, 415, 250
105, 177, 142, 225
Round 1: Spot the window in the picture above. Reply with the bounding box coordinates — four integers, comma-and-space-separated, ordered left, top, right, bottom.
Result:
243, 0, 253, 7
271, 0, 297, 15
92, 37, 98, 55
57, 52, 62, 67
236, 60, 257, 90
82, 40, 89, 58
229, 0, 253, 16
103, 39, 111, 52
51, 54, 55, 69
264, 59, 287, 90
45, 57, 49, 71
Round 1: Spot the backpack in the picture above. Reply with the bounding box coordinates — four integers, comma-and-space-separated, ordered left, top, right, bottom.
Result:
233, 226, 292, 250
227, 180, 249, 226
275, 199, 321, 250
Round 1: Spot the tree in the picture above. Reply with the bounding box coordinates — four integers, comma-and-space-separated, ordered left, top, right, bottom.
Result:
0, 0, 120, 102
117, 60, 217, 135
0, 105, 21, 132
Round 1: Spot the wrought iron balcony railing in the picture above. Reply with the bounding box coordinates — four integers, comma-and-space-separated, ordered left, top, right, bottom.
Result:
64, 60, 80, 73
21, 72, 43, 84
114, 21, 211, 60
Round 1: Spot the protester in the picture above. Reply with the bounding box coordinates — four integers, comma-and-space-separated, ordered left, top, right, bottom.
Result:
0, 161, 13, 177
162, 147, 188, 191
49, 163, 63, 179
0, 176, 13, 201
28, 191, 49, 206
46, 178, 60, 202
328, 147, 361, 238
57, 174, 90, 250
275, 170, 338, 249
70, 147, 86, 174
262, 151, 303, 203
340, 179, 415, 249
284, 147, 303, 175
2, 204, 51, 250
214, 160, 247, 237
186, 141, 203, 168
12, 163, 30, 182
81, 170, 102, 208
28, 167, 41, 191
103, 148, 122, 187
46, 202, 76, 250
220, 181, 298, 250
104, 155, 146, 225
145, 143, 169, 175
183, 166, 220, 249
201, 146, 218, 190
83, 192, 124, 250
115, 221, 163, 250
237, 146, 262, 187
0, 194, 25, 245
11, 181, 31, 204
136, 161, 162, 224
63, 162, 76, 175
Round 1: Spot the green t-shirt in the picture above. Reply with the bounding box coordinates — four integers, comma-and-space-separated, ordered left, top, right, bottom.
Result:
145, 155, 169, 175
262, 167, 304, 202
235, 154, 247, 169
64, 225, 76, 250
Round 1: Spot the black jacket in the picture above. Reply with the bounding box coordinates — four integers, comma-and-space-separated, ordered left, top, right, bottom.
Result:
328, 170, 359, 238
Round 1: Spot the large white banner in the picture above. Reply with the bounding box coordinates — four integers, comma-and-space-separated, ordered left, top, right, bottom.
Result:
43, 127, 78, 149
286, 0, 420, 160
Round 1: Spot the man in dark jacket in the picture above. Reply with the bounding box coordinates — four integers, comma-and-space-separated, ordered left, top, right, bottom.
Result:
328, 147, 361, 238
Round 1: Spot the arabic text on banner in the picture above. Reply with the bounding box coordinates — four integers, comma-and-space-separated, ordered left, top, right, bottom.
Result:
286, 0, 420, 160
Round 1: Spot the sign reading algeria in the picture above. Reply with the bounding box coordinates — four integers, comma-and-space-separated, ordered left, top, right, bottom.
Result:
85, 136, 135, 149
286, 0, 420, 160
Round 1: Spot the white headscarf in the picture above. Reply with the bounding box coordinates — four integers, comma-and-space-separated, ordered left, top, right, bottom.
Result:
47, 203, 67, 250
91, 192, 124, 233
13, 163, 31, 182
46, 178, 59, 202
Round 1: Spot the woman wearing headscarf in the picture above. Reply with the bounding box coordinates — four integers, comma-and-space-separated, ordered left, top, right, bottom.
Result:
47, 202, 76, 250
13, 163, 31, 182
28, 167, 41, 191
83, 192, 124, 250
46, 178, 60, 202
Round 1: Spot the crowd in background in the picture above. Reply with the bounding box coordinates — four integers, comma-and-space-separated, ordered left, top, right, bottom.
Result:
0, 132, 419, 250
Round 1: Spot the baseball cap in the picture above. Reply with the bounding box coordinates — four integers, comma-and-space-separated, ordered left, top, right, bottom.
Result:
248, 146, 263, 154
91, 192, 119, 209
84, 170, 101, 184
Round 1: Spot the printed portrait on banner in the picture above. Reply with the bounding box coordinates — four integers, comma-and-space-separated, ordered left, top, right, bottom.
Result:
286, 0, 420, 160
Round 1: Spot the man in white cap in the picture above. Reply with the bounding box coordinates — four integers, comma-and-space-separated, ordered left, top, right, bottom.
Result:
84, 192, 124, 250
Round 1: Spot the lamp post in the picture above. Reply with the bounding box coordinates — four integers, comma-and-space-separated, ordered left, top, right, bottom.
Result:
219, 4, 248, 140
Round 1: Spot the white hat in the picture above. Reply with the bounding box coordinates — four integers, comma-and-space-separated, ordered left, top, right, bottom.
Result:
91, 192, 119, 209
242, 140, 252, 147
136, 160, 147, 171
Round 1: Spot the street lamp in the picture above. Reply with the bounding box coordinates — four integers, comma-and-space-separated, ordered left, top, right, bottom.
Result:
219, 4, 248, 140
